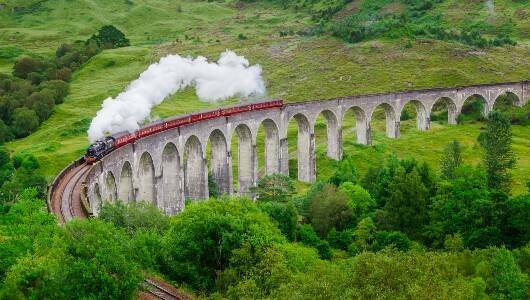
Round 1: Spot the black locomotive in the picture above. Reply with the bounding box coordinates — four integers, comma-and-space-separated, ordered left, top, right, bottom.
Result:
84, 136, 115, 163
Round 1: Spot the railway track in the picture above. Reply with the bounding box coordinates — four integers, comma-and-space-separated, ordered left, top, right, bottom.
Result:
50, 162, 90, 223
49, 162, 189, 300
142, 278, 188, 300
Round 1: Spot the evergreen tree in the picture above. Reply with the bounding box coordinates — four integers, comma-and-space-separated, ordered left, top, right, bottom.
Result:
377, 167, 427, 239
440, 140, 462, 179
478, 111, 516, 193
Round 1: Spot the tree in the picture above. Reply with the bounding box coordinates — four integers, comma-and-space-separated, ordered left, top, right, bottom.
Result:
162, 198, 284, 291
10, 108, 39, 138
425, 165, 503, 249
377, 167, 427, 239
98, 201, 169, 235
56, 220, 142, 299
372, 231, 412, 252
478, 111, 516, 193
259, 201, 298, 241
26, 89, 55, 121
339, 182, 375, 222
89, 25, 130, 49
440, 140, 462, 179
297, 224, 332, 259
0, 120, 13, 144
0, 189, 57, 278
12, 56, 46, 79
349, 217, 376, 254
251, 173, 295, 202
329, 156, 357, 186
476, 248, 529, 299
308, 184, 354, 237
39, 80, 69, 104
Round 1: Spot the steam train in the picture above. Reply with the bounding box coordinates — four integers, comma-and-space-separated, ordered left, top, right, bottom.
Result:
84, 100, 284, 163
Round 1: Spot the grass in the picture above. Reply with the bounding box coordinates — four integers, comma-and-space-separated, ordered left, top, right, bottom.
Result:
1, 0, 529, 194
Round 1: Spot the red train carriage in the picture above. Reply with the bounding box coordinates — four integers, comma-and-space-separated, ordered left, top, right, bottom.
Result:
165, 115, 192, 130
85, 100, 284, 163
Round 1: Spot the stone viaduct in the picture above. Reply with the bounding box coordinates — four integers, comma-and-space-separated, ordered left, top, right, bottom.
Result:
86, 81, 529, 215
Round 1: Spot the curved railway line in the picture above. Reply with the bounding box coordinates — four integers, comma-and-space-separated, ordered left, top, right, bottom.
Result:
48, 161, 189, 300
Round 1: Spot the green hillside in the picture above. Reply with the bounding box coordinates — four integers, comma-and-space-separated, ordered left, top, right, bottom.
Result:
1, 0, 529, 192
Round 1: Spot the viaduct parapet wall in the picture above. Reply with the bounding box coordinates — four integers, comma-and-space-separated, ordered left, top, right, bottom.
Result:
86, 81, 529, 215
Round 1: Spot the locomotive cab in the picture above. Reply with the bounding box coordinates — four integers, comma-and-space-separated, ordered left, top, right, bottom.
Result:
84, 136, 116, 163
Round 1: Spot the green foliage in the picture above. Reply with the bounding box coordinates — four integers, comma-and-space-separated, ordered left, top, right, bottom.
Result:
258, 201, 298, 240
162, 198, 284, 291
0, 188, 56, 279
98, 201, 169, 235
251, 173, 295, 202
329, 155, 357, 186
0, 153, 46, 203
327, 0, 516, 48
208, 172, 219, 198
339, 182, 375, 222
425, 165, 502, 249
349, 217, 376, 254
12, 56, 47, 79
308, 184, 354, 237
440, 140, 462, 179
503, 194, 530, 248
475, 248, 529, 299
88, 25, 130, 49
10, 108, 39, 138
372, 231, 412, 252
57, 220, 142, 299
377, 167, 427, 239
0, 121, 13, 144
297, 224, 332, 259
479, 111, 516, 193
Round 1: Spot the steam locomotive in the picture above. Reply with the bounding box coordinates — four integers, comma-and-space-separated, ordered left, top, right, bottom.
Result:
84, 100, 284, 163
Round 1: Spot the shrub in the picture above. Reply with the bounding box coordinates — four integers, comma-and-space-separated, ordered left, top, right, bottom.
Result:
10, 108, 39, 138
162, 198, 284, 291
308, 184, 354, 237
88, 25, 130, 49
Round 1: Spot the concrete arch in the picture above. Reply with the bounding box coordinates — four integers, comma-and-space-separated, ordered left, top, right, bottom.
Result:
161, 142, 182, 213
492, 91, 522, 109
289, 113, 315, 183
401, 100, 429, 131
105, 171, 117, 203
258, 119, 280, 175
344, 106, 370, 145
430, 97, 458, 125
208, 129, 230, 195
233, 124, 255, 195
315, 109, 341, 160
93, 183, 102, 213
184, 135, 207, 200
118, 161, 134, 203
371, 103, 398, 138
138, 151, 155, 204
461, 94, 489, 117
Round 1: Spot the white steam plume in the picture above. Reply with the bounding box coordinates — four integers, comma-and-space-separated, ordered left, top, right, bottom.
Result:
87, 50, 266, 142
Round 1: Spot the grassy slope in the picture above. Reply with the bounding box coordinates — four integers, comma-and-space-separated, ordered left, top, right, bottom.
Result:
1, 0, 529, 193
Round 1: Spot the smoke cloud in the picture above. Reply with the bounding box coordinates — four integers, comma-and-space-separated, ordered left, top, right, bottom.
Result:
87, 50, 266, 142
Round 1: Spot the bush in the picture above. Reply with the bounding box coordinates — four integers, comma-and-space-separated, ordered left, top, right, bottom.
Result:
88, 25, 130, 49
0, 120, 13, 144
372, 231, 412, 252
12, 56, 46, 79
10, 108, 39, 138
259, 201, 298, 240
297, 224, 332, 259
308, 184, 354, 237
162, 198, 284, 291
